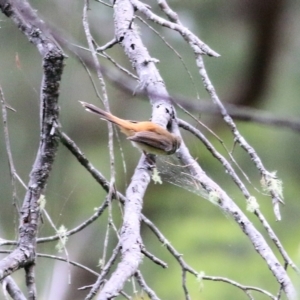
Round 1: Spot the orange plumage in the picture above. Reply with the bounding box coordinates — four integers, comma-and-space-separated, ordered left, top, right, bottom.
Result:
80, 102, 181, 155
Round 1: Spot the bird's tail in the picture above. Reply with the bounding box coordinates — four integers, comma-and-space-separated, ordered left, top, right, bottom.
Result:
80, 101, 123, 124
80, 101, 136, 136
80, 101, 110, 118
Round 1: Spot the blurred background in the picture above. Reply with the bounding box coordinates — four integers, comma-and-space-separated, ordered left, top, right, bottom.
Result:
0, 0, 299, 299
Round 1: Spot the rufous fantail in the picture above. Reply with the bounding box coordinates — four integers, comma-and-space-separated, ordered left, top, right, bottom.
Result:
80, 102, 181, 155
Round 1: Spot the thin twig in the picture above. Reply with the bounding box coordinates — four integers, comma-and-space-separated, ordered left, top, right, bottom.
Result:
73, 43, 138, 79
95, 0, 112, 8
85, 244, 121, 299
82, 6, 118, 274
75, 53, 103, 102
58, 34, 300, 134
178, 119, 299, 275
182, 269, 191, 300
130, 0, 220, 57
0, 250, 99, 277
141, 247, 167, 269
96, 38, 118, 51
83, 0, 116, 199
41, 208, 71, 283
196, 55, 284, 220
142, 218, 277, 300
37, 196, 109, 243
37, 253, 99, 277
51, 127, 282, 300
136, 16, 200, 100
135, 270, 160, 300
0, 86, 19, 211
156, 0, 181, 24
35, 130, 111, 245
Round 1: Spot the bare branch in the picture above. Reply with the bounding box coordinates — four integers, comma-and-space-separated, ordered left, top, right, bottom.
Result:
156, 0, 181, 24
0, 0, 295, 299
77, 52, 300, 133
182, 269, 191, 300
202, 275, 277, 300
141, 247, 167, 269
91, 0, 176, 297
0, 0, 64, 286
53, 124, 286, 300
82, 0, 116, 195
54, 131, 147, 300
174, 137, 296, 298
175, 97, 300, 133
196, 55, 284, 219
130, 0, 220, 57
178, 119, 299, 275
136, 16, 200, 100
0, 86, 18, 210
89, 0, 296, 298
1, 276, 27, 300
0, 250, 100, 277
24, 264, 36, 300
85, 244, 121, 299
53, 31, 300, 134
135, 270, 160, 300
114, 0, 296, 297
104, 68, 300, 133
38, 196, 109, 244
95, 156, 150, 300
97, 38, 118, 52
142, 217, 277, 300
36, 253, 99, 277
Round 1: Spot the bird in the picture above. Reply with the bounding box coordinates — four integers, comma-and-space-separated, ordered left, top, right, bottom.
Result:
80, 101, 181, 156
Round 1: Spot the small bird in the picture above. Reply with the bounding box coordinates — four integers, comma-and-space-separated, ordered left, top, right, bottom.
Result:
80, 102, 181, 155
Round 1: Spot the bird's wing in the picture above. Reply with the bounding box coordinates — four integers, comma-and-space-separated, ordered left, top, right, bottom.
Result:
128, 131, 173, 153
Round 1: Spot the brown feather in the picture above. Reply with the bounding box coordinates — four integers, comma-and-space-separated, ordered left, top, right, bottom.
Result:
80, 101, 181, 155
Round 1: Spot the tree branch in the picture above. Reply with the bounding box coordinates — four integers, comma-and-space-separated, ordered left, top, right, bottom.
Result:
55, 129, 286, 300
130, 0, 220, 57
196, 55, 284, 219
173, 134, 296, 299
91, 0, 296, 298
0, 0, 64, 292
1, 276, 27, 300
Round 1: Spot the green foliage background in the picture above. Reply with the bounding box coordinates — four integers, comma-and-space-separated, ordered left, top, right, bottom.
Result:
0, 0, 299, 299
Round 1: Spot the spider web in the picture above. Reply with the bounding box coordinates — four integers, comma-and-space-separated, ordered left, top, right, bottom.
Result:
155, 155, 210, 201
